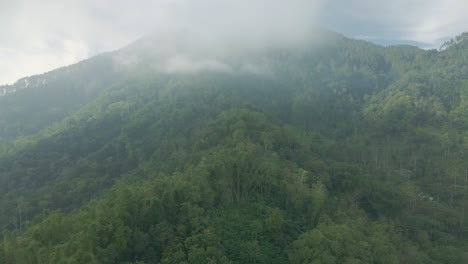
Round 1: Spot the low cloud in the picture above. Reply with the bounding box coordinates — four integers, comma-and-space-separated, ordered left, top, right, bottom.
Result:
160, 55, 233, 74
1, 0, 467, 84
0, 0, 322, 84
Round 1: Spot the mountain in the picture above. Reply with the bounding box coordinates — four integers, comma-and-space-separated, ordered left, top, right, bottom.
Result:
0, 30, 467, 263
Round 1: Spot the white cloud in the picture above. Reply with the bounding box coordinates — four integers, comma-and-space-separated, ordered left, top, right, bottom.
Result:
0, 0, 172, 85
322, 0, 468, 46
0, 0, 467, 85
161, 55, 232, 74
406, 0, 468, 44
0, 38, 89, 85
0, 0, 322, 85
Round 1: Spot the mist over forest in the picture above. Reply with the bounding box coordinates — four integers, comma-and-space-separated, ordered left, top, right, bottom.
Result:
1, 1, 468, 263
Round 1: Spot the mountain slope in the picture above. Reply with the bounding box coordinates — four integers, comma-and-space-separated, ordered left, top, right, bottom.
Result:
0, 31, 467, 263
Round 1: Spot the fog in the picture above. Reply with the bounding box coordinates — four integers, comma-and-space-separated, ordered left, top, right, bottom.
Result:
1, 0, 467, 85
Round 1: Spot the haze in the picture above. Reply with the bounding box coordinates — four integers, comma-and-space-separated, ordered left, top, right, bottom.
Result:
1, 0, 467, 85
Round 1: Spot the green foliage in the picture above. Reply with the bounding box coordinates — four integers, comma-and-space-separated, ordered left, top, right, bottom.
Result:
289, 220, 400, 264
1, 31, 468, 263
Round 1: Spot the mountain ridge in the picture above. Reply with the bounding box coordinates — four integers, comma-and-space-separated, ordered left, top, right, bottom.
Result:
0, 29, 467, 263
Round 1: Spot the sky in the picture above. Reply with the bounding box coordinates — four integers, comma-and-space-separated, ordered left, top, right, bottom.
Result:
0, 0, 467, 85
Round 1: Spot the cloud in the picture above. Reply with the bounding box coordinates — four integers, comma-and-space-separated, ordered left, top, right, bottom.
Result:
0, 38, 89, 86
0, 0, 323, 85
321, 0, 468, 46
0, 0, 467, 85
0, 0, 171, 85
160, 55, 232, 74
405, 0, 468, 43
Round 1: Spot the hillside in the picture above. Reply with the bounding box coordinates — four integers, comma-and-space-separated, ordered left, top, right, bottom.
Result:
0, 31, 467, 263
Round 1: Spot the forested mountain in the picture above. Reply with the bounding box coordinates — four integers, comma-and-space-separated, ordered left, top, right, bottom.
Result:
0, 30, 467, 263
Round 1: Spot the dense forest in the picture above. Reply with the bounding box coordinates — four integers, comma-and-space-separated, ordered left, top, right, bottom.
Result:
0, 30, 467, 263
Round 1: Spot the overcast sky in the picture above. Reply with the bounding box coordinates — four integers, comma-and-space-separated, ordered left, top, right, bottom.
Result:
1, 0, 467, 85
